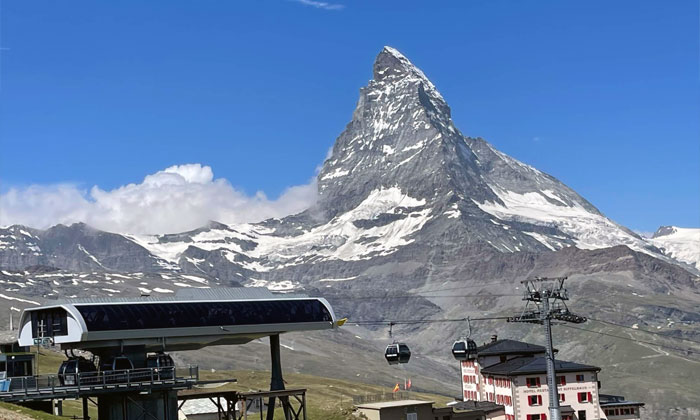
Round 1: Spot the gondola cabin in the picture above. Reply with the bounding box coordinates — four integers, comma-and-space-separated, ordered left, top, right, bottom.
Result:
451, 338, 477, 361
385, 343, 411, 365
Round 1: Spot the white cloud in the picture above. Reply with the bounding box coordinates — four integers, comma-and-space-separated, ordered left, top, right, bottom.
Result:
293, 0, 345, 11
0, 164, 317, 235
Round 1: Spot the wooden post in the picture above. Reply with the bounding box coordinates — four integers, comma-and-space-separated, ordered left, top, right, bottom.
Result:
82, 397, 90, 420
302, 392, 307, 420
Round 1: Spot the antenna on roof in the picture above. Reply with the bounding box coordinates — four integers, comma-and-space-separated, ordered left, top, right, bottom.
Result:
507, 276, 587, 420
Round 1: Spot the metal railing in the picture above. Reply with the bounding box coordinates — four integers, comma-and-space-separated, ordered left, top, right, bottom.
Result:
0, 365, 199, 395
352, 391, 414, 405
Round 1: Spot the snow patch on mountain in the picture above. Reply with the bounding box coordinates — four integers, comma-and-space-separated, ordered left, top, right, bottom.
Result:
132, 187, 431, 273
247, 187, 431, 266
475, 187, 650, 253
649, 226, 700, 269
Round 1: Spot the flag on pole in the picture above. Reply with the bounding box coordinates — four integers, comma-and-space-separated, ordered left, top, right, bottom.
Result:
407, 378, 412, 390
393, 383, 400, 393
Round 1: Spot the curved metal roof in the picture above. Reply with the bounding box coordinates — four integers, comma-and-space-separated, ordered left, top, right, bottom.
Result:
18, 288, 338, 352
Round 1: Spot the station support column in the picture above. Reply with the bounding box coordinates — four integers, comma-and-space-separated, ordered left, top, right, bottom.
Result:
267, 334, 291, 420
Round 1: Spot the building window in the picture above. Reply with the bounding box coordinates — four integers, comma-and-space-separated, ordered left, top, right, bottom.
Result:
407, 413, 417, 420
31, 308, 68, 338
576, 374, 584, 382
526, 377, 541, 387
528, 395, 543, 406
557, 375, 566, 386
578, 410, 587, 420
559, 393, 565, 402
577, 392, 592, 403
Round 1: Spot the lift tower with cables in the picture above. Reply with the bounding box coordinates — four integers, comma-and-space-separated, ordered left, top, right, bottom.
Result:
507, 277, 587, 420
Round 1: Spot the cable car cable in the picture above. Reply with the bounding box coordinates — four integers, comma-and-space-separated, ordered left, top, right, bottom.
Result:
555, 324, 700, 359
324, 293, 521, 300
351, 315, 511, 326
585, 317, 700, 345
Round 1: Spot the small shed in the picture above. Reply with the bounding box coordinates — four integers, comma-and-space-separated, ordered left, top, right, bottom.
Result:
433, 400, 506, 420
356, 399, 435, 420
0, 330, 35, 382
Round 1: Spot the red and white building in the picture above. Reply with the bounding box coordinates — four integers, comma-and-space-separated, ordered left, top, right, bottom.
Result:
460, 336, 644, 420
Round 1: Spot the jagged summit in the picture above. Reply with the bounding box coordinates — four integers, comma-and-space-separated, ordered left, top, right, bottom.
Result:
313, 47, 656, 255
372, 47, 441, 95
652, 225, 676, 238
373, 46, 418, 79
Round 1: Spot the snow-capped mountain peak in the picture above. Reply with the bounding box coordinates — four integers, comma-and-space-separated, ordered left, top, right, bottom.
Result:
0, 46, 695, 278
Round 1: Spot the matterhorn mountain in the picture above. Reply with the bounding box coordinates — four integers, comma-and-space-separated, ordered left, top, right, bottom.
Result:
0, 47, 698, 419
0, 47, 691, 277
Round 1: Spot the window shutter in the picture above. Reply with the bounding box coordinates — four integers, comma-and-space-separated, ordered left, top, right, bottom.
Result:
542, 414, 547, 420
561, 393, 565, 401
536, 377, 541, 387
561, 376, 566, 385
588, 392, 592, 402
527, 415, 532, 420
528, 396, 533, 406
538, 395, 542, 405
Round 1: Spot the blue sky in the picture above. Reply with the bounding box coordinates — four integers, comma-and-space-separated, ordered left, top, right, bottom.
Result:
0, 0, 698, 232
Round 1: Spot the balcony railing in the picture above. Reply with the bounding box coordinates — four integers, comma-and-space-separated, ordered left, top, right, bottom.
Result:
0, 365, 199, 397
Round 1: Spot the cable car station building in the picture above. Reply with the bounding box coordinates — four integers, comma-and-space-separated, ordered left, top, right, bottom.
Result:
0, 288, 339, 420
458, 336, 644, 420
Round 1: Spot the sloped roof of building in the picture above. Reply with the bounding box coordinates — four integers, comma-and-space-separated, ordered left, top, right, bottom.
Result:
481, 356, 600, 375
355, 400, 434, 410
476, 339, 549, 356
450, 400, 504, 414
599, 394, 645, 407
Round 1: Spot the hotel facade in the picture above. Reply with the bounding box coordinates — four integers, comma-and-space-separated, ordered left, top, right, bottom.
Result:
459, 336, 644, 420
